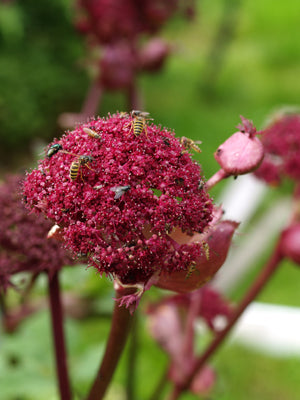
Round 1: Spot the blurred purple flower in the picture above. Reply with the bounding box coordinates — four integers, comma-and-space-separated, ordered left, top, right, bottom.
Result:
255, 111, 300, 186
0, 174, 74, 291
147, 287, 232, 395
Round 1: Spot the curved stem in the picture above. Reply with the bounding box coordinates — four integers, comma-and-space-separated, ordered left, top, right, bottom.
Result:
168, 243, 283, 399
206, 169, 230, 190
48, 270, 72, 400
86, 291, 133, 400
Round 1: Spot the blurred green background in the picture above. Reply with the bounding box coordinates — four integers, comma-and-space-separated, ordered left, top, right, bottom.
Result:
1, 0, 300, 399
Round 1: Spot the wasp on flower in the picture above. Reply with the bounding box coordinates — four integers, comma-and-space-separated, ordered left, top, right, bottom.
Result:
24, 112, 238, 311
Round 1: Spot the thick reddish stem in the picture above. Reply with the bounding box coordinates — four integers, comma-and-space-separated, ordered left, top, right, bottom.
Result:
57, 82, 102, 128
127, 82, 143, 111
48, 271, 72, 400
206, 168, 230, 190
168, 244, 283, 399
82, 81, 103, 116
86, 291, 133, 400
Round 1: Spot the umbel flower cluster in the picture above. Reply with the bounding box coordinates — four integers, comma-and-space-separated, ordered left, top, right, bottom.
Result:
24, 113, 216, 299
0, 174, 74, 291
74, 0, 194, 91
75, 0, 194, 43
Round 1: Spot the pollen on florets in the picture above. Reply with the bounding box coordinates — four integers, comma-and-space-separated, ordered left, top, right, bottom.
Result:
254, 112, 300, 185
0, 174, 74, 291
24, 112, 213, 287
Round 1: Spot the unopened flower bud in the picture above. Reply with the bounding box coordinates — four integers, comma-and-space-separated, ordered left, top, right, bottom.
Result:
214, 116, 264, 175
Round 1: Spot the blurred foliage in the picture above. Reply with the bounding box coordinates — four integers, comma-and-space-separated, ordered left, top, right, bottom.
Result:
0, 0, 88, 168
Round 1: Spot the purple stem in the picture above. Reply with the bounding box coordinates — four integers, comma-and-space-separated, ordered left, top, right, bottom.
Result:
206, 168, 230, 190
22, 272, 39, 304
168, 244, 283, 400
86, 291, 133, 400
48, 271, 72, 400
82, 81, 103, 117
127, 81, 143, 111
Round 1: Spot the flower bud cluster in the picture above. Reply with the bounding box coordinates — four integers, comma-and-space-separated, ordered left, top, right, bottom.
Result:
254, 112, 300, 186
74, 1, 194, 90
0, 175, 74, 290
24, 113, 213, 287
75, 0, 192, 43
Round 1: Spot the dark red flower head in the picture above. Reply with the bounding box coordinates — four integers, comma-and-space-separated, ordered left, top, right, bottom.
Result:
24, 112, 214, 294
0, 174, 74, 291
254, 111, 300, 186
75, 0, 188, 44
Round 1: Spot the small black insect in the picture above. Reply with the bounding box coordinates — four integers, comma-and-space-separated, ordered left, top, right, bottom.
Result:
162, 137, 170, 146
47, 143, 62, 158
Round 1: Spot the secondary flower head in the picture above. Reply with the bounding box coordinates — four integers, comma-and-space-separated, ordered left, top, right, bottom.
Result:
254, 110, 300, 186
0, 174, 74, 291
24, 113, 216, 302
75, 0, 191, 44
